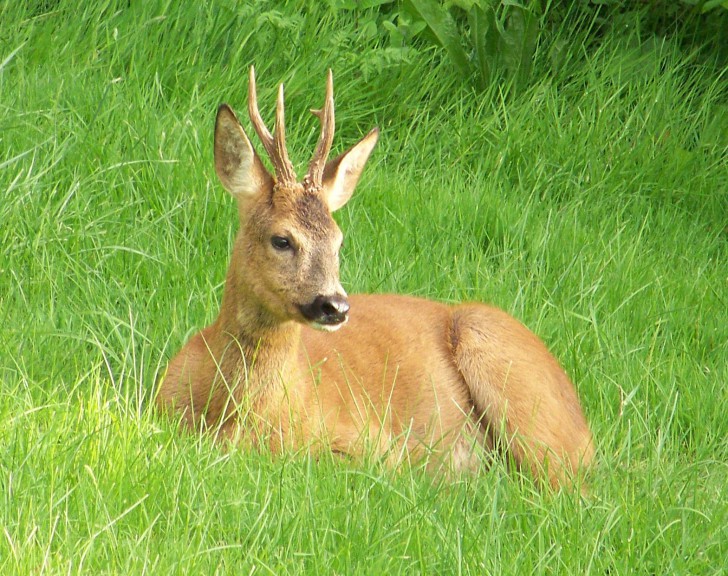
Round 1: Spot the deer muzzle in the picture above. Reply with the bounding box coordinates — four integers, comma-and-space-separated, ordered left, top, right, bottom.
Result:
299, 294, 350, 329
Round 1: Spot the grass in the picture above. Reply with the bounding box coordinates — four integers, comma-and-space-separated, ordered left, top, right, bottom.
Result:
1, 1, 727, 573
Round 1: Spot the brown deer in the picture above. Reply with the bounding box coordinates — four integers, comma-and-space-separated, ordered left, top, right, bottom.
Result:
156, 67, 594, 489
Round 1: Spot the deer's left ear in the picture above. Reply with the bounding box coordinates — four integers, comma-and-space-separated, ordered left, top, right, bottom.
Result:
321, 127, 379, 212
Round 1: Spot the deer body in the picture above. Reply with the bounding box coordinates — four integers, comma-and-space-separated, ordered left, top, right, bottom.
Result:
157, 68, 594, 488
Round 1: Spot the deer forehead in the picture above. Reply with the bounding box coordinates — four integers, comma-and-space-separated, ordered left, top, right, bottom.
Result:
255, 187, 341, 243
291, 191, 338, 235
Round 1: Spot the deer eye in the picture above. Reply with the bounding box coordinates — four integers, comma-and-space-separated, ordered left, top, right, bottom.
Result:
271, 235, 292, 250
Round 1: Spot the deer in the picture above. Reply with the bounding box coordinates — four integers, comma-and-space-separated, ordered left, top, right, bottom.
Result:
156, 66, 594, 489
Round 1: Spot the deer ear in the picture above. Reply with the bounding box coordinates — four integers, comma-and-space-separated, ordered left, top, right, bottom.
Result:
214, 104, 272, 197
321, 127, 379, 212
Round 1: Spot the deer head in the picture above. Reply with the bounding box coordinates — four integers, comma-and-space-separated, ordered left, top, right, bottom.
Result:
213, 67, 379, 332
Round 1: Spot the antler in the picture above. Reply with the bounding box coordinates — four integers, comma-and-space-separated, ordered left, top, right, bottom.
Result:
306, 69, 335, 189
247, 66, 297, 186
246, 67, 335, 190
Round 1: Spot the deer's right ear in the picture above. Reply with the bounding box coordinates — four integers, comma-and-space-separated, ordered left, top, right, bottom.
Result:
214, 104, 272, 197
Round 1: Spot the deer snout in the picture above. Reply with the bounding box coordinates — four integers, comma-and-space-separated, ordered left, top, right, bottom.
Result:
299, 294, 350, 329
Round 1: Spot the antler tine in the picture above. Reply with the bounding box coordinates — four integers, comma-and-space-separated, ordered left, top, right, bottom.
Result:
306, 69, 335, 188
274, 83, 297, 184
248, 67, 275, 159
247, 66, 296, 186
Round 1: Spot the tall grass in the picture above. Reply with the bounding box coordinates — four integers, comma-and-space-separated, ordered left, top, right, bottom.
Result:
1, 1, 726, 573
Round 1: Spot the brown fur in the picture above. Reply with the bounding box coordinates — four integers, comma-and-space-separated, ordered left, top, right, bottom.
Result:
156, 74, 594, 489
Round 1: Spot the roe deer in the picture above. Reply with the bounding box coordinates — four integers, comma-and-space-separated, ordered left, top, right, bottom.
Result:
157, 67, 594, 489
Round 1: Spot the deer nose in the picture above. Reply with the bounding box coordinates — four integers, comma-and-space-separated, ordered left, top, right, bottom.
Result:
299, 294, 350, 326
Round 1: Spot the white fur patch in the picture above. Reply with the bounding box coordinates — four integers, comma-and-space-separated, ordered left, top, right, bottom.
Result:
309, 317, 348, 332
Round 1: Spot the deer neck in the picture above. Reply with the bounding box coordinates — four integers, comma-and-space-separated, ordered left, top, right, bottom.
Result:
215, 246, 301, 382
203, 270, 301, 446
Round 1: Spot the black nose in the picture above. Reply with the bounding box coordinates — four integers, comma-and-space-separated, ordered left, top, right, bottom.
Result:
299, 294, 350, 325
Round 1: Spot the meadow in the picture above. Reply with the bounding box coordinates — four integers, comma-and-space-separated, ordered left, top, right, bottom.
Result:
1, 1, 726, 573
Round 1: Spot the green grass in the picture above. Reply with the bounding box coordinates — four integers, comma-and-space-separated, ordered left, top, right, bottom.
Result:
1, 1, 727, 573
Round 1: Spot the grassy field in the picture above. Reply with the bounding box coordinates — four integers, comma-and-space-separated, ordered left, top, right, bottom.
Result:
1, 1, 727, 573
